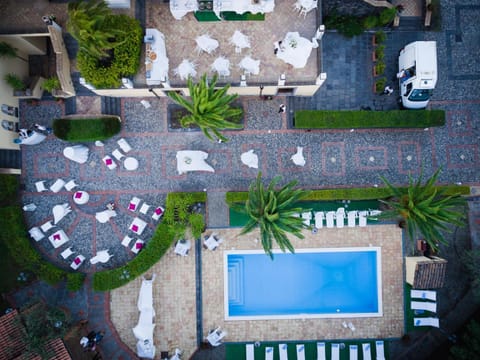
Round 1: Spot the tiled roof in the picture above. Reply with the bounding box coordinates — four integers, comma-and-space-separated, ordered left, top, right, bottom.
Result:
0, 310, 71, 360
411, 256, 448, 289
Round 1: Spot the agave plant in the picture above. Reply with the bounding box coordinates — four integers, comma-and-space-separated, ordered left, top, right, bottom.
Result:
232, 172, 311, 258
167, 74, 243, 142
378, 168, 466, 252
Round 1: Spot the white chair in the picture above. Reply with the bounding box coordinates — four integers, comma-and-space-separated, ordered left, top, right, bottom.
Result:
358, 210, 368, 227
336, 211, 345, 228
131, 239, 145, 254
152, 206, 164, 221
29, 227, 44, 241
348, 322, 356, 331
414, 317, 439, 327
70, 255, 85, 270
139, 203, 150, 215
117, 138, 132, 153
61, 247, 74, 259
174, 59, 197, 80
279, 343, 288, 360
246, 344, 254, 360
331, 343, 340, 360
240, 74, 247, 87
230, 30, 250, 53
375, 340, 386, 360
206, 327, 227, 347
326, 211, 335, 228
347, 211, 357, 227
211, 56, 231, 77
140, 100, 151, 109
40, 220, 55, 233
299, 7, 308, 18
130, 217, 147, 235
317, 342, 326, 360
302, 211, 312, 226
314, 212, 324, 229
411, 301, 437, 313
112, 149, 125, 161
411, 289, 437, 301
102, 155, 117, 170
362, 343, 372, 360
128, 197, 142, 212
50, 179, 65, 193
265, 347, 274, 360
239, 56, 260, 75
122, 235, 133, 247
64, 180, 78, 191
297, 344, 306, 360
349, 345, 358, 360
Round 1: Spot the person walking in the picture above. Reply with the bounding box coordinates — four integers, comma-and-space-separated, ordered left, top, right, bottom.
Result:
382, 86, 394, 95
278, 104, 286, 113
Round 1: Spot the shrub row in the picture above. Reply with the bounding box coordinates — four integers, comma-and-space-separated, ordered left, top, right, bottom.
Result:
77, 15, 142, 89
92, 192, 207, 291
53, 116, 122, 142
293, 110, 445, 129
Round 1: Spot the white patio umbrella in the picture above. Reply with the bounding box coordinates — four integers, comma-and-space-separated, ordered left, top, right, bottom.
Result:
211, 56, 231, 77
174, 59, 197, 80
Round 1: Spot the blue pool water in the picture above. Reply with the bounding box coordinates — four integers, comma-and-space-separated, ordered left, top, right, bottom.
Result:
224, 248, 382, 320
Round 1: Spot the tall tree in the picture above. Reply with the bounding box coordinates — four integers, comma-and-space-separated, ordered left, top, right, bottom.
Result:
232, 172, 311, 258
167, 74, 243, 142
377, 168, 465, 252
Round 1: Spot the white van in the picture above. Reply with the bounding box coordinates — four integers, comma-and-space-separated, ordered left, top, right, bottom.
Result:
398, 41, 437, 109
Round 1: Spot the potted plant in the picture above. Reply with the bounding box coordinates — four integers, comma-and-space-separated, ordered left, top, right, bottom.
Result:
372, 30, 386, 45
373, 45, 385, 61
374, 77, 387, 93
43, 76, 61, 96
373, 61, 386, 76
4, 73, 27, 94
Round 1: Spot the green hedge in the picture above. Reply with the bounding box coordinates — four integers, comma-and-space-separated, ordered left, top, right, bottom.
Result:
226, 185, 470, 204
53, 116, 121, 142
77, 14, 142, 89
294, 110, 445, 129
0, 174, 19, 205
93, 192, 207, 291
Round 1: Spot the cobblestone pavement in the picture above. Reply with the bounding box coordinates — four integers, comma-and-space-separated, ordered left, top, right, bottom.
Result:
8, 0, 480, 359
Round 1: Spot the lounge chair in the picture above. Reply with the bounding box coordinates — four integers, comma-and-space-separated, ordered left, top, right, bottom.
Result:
246, 344, 254, 360
152, 206, 164, 221
122, 235, 133, 247
40, 220, 55, 233
347, 211, 357, 227
411, 289, 436, 301
358, 211, 368, 227
375, 341, 385, 360
297, 344, 306, 360
316, 342, 326, 360
336, 211, 345, 228
265, 347, 274, 360
103, 155, 117, 170
60, 247, 74, 259
369, 210, 382, 219
279, 343, 288, 360
140, 203, 151, 215
29, 227, 44, 241
314, 212, 324, 229
35, 180, 48, 192
50, 179, 66, 193
349, 345, 358, 360
112, 149, 125, 161
206, 327, 227, 346
130, 217, 147, 235
414, 317, 439, 327
70, 255, 85, 270
132, 239, 145, 254
331, 343, 340, 360
326, 211, 335, 228
64, 179, 78, 191
302, 211, 312, 226
118, 138, 132, 153
411, 301, 437, 313
362, 343, 372, 360
128, 197, 142, 212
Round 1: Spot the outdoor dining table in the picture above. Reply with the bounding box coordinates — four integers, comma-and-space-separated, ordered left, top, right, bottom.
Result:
124, 157, 139, 171
73, 191, 89, 205
169, 0, 198, 20
90, 250, 112, 264
204, 235, 219, 250
276, 32, 313, 69
174, 240, 191, 256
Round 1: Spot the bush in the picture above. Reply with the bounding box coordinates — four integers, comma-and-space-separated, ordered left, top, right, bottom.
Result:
379, 8, 397, 25
294, 110, 446, 129
93, 192, 207, 291
66, 272, 86, 291
375, 45, 385, 60
363, 15, 378, 29
77, 14, 142, 89
375, 77, 387, 93
374, 61, 386, 76
53, 116, 122, 142
0, 175, 19, 205
43, 76, 61, 93
4, 73, 26, 91
324, 11, 364, 38
374, 30, 387, 43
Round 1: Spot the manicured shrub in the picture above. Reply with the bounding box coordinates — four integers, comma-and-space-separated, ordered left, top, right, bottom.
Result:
37, 263, 65, 285
374, 45, 385, 60
53, 116, 121, 142
0, 175, 19, 205
375, 77, 387, 94
379, 8, 397, 25
363, 15, 378, 29
294, 110, 445, 129
374, 30, 386, 44
374, 61, 386, 76
66, 273, 86, 291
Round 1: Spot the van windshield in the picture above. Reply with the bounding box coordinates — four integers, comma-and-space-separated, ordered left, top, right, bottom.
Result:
408, 89, 431, 102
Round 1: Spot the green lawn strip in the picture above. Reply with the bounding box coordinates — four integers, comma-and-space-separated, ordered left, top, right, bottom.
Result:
194, 11, 221, 21
226, 340, 387, 359
294, 110, 445, 129
53, 116, 122, 142
221, 11, 265, 21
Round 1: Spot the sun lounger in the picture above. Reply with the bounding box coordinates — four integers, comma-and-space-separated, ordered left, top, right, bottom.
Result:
297, 344, 306, 360
362, 343, 372, 360
152, 206, 165, 221
64, 179, 78, 191
246, 344, 254, 360
358, 210, 368, 227
347, 211, 357, 227
331, 343, 340, 360
302, 211, 312, 226
130, 217, 147, 235
336, 211, 345, 228
411, 301, 437, 313
122, 235, 133, 247
140, 203, 150, 215
112, 149, 125, 161
70, 255, 85, 270
314, 212, 324, 229
29, 227, 44, 241
61, 247, 74, 259
40, 220, 55, 233
128, 197, 142, 212
375, 341, 385, 360
132, 239, 145, 254
411, 289, 436, 301
265, 347, 274, 360
369, 210, 382, 219
317, 342, 326, 360
414, 317, 439, 327
103, 155, 117, 170
326, 211, 335, 228
35, 180, 48, 192
279, 343, 288, 360
118, 138, 132, 153
50, 179, 65, 193
349, 345, 358, 360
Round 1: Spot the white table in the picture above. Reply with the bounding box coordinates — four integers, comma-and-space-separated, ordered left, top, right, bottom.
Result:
214, 0, 275, 17
176, 151, 215, 174
169, 0, 198, 20
90, 250, 112, 264
145, 29, 169, 85
48, 229, 69, 249
130, 217, 147, 235
239, 56, 260, 75
204, 235, 219, 250
174, 59, 197, 80
276, 32, 313, 69
124, 157, 139, 171
73, 191, 89, 205
63, 145, 89, 164
212, 57, 230, 77
174, 240, 191, 256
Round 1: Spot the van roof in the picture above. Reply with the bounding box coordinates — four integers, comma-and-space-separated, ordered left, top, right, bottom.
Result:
413, 41, 437, 80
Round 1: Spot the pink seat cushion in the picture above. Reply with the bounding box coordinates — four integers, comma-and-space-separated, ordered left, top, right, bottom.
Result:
129, 203, 136, 210
74, 257, 81, 265
132, 224, 139, 232
53, 234, 60, 240
155, 207, 163, 215
136, 242, 143, 249
75, 192, 82, 199
105, 158, 113, 165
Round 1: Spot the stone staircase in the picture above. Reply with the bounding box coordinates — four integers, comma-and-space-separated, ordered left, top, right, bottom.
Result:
101, 96, 122, 116
0, 149, 21, 171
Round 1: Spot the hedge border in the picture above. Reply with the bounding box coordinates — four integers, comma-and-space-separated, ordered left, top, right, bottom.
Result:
294, 110, 445, 129
53, 116, 122, 142
92, 192, 206, 291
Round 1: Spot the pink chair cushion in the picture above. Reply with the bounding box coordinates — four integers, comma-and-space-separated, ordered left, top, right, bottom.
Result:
105, 158, 113, 165
74, 257, 81, 265
132, 224, 139, 232
75, 192, 82, 199
155, 207, 163, 215
136, 242, 143, 249
53, 234, 60, 240
129, 203, 136, 210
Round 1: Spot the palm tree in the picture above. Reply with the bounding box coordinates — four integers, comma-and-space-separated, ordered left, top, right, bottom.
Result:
377, 168, 466, 252
167, 74, 243, 142
232, 172, 311, 258
0, 41, 28, 62
67, 0, 125, 59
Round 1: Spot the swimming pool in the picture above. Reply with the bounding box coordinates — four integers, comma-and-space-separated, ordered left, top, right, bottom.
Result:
224, 248, 382, 320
